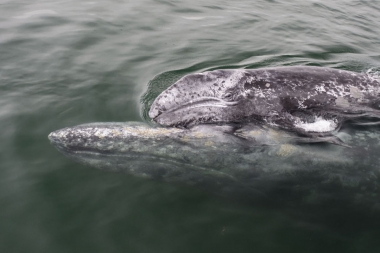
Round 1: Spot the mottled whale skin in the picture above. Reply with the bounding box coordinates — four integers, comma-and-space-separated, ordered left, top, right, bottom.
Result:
149, 66, 380, 137
48, 122, 380, 224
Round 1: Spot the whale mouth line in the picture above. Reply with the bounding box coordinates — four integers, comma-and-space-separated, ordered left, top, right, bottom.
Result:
154, 97, 240, 119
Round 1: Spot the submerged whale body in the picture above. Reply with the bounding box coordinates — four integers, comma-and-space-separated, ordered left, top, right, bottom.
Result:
49, 122, 380, 224
149, 66, 380, 141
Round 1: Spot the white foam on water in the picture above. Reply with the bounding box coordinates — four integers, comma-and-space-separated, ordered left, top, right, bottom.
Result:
295, 117, 337, 133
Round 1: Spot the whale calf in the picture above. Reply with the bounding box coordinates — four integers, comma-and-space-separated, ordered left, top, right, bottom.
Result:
149, 67, 380, 141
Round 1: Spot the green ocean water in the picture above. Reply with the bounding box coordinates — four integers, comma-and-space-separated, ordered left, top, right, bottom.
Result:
1, 0, 380, 252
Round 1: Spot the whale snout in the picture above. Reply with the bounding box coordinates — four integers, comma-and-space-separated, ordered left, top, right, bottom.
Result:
48, 129, 66, 144
48, 125, 98, 152
148, 106, 161, 120
48, 131, 57, 142
48, 129, 71, 153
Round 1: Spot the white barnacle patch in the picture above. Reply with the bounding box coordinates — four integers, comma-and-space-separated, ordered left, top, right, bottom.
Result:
366, 69, 380, 84
297, 99, 307, 109
315, 85, 326, 93
255, 89, 266, 98
295, 117, 338, 133
324, 82, 347, 98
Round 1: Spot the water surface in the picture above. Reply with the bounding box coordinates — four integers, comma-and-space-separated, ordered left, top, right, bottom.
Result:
1, 0, 380, 252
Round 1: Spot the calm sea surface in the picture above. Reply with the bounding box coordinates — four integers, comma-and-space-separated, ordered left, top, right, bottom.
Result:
1, 0, 380, 252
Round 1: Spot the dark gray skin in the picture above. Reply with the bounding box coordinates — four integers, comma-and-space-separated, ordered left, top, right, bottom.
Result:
149, 67, 380, 140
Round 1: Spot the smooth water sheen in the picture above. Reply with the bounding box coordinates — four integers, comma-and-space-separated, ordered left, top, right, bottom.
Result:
1, 0, 380, 252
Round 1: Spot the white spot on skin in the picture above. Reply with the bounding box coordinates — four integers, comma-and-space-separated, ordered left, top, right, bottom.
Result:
349, 86, 363, 99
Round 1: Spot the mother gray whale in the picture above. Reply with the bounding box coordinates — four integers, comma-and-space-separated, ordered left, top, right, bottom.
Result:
149, 66, 380, 140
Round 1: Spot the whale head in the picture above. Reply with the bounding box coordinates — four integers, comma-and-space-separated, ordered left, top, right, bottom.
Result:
149, 69, 256, 127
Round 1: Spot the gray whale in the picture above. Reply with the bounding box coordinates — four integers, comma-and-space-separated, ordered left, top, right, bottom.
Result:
48, 122, 380, 215
149, 67, 380, 141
